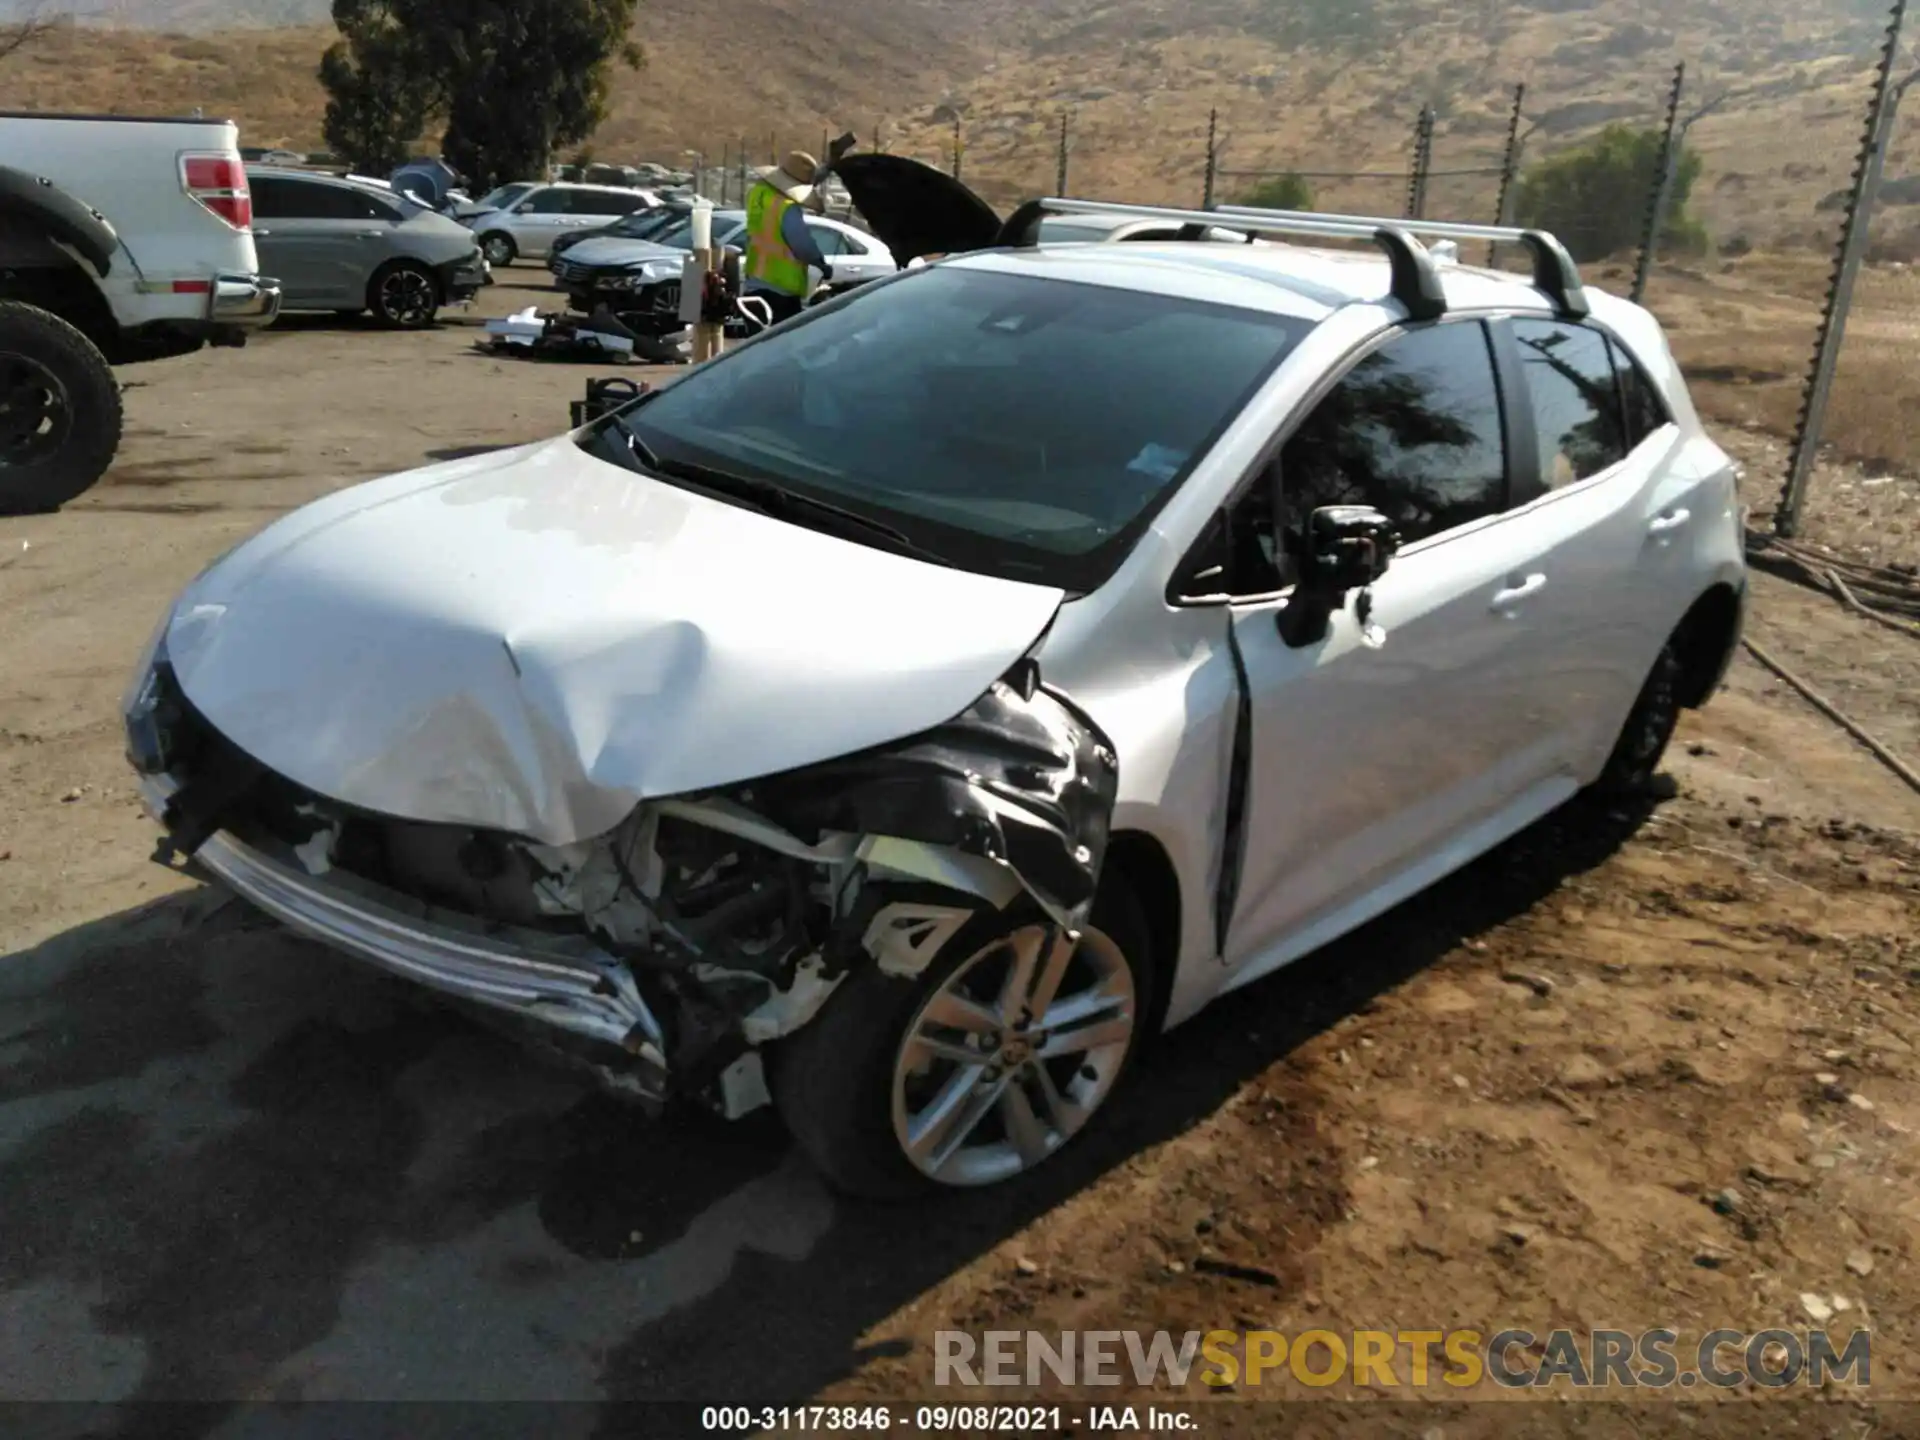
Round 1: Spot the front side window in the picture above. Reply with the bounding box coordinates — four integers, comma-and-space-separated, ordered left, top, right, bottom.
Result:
601, 266, 1309, 589
522, 188, 570, 214
1512, 318, 1628, 490
479, 182, 535, 211
1277, 319, 1508, 555
248, 175, 292, 219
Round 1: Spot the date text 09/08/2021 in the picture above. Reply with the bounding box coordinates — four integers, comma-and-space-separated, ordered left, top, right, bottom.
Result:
700, 1406, 1198, 1433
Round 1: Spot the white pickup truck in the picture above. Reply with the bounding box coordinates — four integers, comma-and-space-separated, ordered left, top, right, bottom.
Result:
0, 111, 282, 514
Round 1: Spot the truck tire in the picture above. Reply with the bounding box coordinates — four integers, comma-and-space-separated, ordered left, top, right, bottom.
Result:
0, 301, 122, 515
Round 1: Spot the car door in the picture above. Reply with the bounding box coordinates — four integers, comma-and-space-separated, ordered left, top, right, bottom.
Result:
1217, 317, 1573, 985
1484, 314, 1703, 778
812, 221, 893, 283
505, 186, 575, 257
249, 176, 371, 306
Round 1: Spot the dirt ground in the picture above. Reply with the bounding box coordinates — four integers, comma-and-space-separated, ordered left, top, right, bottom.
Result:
3, 271, 1919, 1435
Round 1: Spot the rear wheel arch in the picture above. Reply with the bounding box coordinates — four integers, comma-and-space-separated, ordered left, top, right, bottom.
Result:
1671, 582, 1743, 710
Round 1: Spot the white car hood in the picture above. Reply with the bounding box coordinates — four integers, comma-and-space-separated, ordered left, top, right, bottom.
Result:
164, 439, 1066, 845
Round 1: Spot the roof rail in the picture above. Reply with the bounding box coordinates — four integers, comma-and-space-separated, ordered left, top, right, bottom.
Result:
1215, 204, 1589, 319
999, 197, 1446, 321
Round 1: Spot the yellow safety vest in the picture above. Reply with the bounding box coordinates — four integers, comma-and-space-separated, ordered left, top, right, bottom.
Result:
745, 181, 810, 297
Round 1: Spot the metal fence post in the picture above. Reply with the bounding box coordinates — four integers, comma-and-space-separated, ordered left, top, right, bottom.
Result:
1778, 0, 1909, 537
1202, 107, 1219, 208
1057, 110, 1071, 195
1406, 105, 1435, 219
1631, 62, 1687, 304
1487, 82, 1526, 262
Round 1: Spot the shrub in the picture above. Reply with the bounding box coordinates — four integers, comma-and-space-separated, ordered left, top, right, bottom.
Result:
1514, 123, 1707, 262
1237, 171, 1314, 212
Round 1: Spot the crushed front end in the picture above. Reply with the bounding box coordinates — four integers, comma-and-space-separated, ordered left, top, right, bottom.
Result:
125, 636, 1118, 1121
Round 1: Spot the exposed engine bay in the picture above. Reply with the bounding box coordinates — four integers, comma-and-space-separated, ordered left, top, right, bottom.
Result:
132, 648, 1118, 1121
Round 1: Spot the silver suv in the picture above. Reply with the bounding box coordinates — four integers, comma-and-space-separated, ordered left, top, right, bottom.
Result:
123, 200, 1745, 1199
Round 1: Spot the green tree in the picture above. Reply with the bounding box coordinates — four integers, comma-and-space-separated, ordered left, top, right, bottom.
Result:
319, 3, 434, 175
319, 0, 642, 189
1236, 172, 1314, 211
1513, 123, 1707, 263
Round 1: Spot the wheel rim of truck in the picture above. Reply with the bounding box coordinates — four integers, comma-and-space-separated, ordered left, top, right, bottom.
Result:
0, 353, 72, 465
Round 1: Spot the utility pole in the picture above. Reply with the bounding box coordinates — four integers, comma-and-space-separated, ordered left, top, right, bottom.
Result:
1779, 0, 1913, 536
1057, 110, 1071, 195
952, 115, 963, 179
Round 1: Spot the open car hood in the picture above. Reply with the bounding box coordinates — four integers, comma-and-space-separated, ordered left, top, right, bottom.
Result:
828, 153, 1006, 266
160, 439, 1068, 847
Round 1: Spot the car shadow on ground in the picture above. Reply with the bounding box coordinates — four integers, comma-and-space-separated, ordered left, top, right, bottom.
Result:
0, 792, 1655, 1424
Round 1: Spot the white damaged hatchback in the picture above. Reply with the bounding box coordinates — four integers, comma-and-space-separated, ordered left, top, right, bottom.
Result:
124, 199, 1746, 1198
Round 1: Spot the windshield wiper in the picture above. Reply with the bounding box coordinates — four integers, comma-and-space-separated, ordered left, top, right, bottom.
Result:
601, 410, 666, 472
653, 459, 956, 568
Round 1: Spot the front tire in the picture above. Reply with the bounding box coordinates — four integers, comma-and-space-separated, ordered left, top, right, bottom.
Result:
368, 261, 440, 329
772, 885, 1154, 1200
0, 301, 123, 516
479, 232, 517, 268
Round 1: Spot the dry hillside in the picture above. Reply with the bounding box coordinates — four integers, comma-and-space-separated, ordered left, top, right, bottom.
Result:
6, 0, 1913, 247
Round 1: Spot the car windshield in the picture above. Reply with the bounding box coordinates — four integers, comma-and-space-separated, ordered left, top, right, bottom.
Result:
596, 265, 1308, 590
610, 208, 685, 239
477, 183, 534, 210
640, 212, 747, 251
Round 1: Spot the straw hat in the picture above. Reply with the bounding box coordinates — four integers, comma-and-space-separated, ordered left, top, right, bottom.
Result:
755, 150, 821, 204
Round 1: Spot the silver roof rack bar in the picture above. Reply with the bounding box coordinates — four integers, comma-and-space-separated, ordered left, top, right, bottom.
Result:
1216, 204, 1589, 319
998, 197, 1447, 321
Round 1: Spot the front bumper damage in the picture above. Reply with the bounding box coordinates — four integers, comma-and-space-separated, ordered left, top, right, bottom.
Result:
127, 644, 1117, 1118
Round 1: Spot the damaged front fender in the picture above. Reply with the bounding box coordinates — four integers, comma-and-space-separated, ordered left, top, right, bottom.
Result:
739, 668, 1119, 931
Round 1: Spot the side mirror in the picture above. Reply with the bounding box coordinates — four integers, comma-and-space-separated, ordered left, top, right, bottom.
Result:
1276, 503, 1400, 649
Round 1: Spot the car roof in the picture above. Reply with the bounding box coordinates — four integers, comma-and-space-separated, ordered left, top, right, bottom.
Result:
941, 240, 1584, 324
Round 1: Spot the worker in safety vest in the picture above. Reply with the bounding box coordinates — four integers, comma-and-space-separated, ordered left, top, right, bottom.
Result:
744, 150, 832, 326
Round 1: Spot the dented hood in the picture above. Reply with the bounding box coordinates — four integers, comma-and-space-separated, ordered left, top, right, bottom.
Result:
163, 440, 1067, 845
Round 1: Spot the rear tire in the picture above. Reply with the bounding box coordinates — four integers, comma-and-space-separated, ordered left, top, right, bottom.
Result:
479, 232, 516, 268
772, 883, 1155, 1200
1593, 641, 1684, 797
0, 301, 122, 516
368, 261, 440, 329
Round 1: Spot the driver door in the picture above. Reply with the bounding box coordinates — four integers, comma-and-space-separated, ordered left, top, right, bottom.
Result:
1219, 318, 1567, 985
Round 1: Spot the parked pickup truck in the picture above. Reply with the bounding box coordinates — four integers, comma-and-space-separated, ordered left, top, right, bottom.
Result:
0, 111, 282, 514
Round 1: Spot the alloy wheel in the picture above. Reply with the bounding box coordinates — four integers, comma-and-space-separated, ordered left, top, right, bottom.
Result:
890, 922, 1137, 1187
0, 353, 71, 466
379, 269, 438, 326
